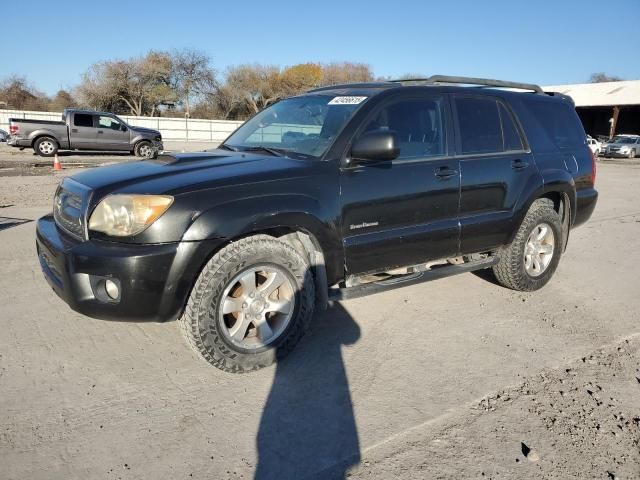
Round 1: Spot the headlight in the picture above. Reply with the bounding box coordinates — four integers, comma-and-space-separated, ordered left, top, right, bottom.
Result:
88, 194, 173, 237
619, 147, 629, 153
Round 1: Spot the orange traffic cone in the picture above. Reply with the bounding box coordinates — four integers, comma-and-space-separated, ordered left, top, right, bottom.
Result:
53, 154, 62, 171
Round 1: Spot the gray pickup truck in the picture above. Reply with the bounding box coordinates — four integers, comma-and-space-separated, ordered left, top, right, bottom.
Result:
8, 109, 163, 157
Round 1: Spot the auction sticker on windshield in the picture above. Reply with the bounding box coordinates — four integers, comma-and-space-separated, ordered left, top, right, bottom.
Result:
328, 96, 367, 105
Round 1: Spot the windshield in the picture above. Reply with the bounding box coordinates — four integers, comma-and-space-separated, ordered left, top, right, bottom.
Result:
612, 136, 636, 144
224, 94, 368, 158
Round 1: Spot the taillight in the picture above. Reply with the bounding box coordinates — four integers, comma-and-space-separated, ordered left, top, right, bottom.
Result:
9, 124, 18, 135
590, 148, 596, 185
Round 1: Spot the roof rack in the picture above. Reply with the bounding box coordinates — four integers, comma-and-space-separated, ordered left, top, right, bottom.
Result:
391, 75, 544, 94
307, 82, 393, 92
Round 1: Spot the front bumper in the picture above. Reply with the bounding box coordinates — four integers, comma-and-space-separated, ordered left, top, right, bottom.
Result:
603, 150, 632, 158
36, 214, 222, 322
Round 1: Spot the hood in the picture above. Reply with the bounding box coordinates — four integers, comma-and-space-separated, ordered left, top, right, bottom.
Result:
129, 125, 161, 136
69, 150, 316, 199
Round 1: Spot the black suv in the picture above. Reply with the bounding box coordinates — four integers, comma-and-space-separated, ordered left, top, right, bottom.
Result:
36, 76, 598, 373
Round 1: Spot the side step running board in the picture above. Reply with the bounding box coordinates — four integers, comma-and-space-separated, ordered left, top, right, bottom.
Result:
328, 256, 498, 301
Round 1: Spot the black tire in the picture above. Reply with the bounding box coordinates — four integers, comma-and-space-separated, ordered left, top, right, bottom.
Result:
33, 136, 59, 157
179, 235, 315, 373
629, 149, 636, 159
134, 140, 153, 158
493, 199, 562, 291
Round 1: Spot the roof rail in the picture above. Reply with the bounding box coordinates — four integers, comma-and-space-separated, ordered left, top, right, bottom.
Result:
307, 82, 393, 93
391, 75, 544, 94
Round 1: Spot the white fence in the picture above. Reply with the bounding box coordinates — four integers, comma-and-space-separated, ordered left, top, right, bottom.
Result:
0, 109, 243, 143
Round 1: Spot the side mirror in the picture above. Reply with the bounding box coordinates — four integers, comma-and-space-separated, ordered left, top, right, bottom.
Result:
351, 130, 400, 163
121, 125, 128, 132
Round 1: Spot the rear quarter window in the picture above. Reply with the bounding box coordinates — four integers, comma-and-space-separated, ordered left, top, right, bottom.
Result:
527, 100, 585, 149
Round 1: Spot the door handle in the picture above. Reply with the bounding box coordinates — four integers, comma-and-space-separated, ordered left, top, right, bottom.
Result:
511, 159, 529, 170
434, 166, 458, 179
97, 130, 104, 134
71, 128, 78, 133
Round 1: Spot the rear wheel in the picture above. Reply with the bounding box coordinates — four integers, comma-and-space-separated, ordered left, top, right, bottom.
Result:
493, 199, 562, 291
179, 235, 315, 373
34, 136, 58, 157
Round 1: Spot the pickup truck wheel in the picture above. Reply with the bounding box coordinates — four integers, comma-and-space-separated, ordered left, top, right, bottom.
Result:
134, 141, 154, 158
493, 199, 562, 291
34, 137, 58, 157
179, 235, 315, 373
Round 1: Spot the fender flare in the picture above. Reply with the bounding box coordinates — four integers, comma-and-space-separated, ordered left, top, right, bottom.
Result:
181, 194, 344, 284
507, 169, 576, 245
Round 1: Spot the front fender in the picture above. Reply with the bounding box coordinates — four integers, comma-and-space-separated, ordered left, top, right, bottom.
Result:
182, 194, 344, 284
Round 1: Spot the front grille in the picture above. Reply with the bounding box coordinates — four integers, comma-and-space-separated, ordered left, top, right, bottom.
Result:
53, 180, 89, 239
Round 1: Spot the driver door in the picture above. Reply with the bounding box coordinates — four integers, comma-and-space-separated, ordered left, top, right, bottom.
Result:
339, 93, 460, 275
95, 115, 130, 150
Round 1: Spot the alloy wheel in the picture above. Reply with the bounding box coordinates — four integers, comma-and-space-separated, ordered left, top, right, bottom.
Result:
524, 223, 555, 277
218, 265, 296, 350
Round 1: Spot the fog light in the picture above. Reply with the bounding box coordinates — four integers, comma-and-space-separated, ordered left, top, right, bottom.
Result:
105, 279, 120, 300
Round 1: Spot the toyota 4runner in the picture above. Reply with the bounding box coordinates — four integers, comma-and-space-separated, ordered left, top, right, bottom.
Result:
36, 76, 598, 373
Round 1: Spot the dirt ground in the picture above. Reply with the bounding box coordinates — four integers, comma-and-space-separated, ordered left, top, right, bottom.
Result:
0, 141, 216, 177
0, 159, 639, 479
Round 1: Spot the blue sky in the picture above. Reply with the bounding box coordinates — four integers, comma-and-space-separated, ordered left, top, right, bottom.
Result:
2, 0, 639, 95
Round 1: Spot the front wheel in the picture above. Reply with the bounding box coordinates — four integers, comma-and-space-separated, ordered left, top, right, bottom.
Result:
629, 149, 636, 159
493, 199, 562, 291
134, 140, 155, 158
179, 235, 315, 373
34, 136, 58, 157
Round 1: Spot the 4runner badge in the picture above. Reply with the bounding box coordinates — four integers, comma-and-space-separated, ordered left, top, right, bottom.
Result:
350, 221, 379, 230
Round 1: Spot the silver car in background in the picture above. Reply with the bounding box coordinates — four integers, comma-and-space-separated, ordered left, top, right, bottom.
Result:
603, 135, 640, 159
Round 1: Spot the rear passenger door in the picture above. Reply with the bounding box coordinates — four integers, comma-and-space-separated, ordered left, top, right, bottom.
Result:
454, 95, 538, 254
70, 113, 98, 149
340, 93, 460, 275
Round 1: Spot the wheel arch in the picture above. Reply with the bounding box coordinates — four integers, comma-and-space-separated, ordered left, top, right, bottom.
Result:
180, 195, 343, 303
32, 133, 60, 148
508, 175, 576, 247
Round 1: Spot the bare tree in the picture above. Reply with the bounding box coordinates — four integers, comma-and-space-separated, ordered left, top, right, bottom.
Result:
225, 64, 285, 114
77, 51, 175, 116
49, 89, 78, 111
171, 49, 217, 118
589, 72, 623, 83
320, 62, 373, 86
281, 63, 322, 94
0, 75, 49, 110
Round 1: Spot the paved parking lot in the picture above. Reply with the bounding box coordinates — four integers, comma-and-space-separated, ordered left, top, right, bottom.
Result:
1, 161, 639, 479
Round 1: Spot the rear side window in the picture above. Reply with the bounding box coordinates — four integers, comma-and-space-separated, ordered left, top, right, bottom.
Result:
455, 97, 502, 154
527, 101, 584, 149
74, 114, 94, 128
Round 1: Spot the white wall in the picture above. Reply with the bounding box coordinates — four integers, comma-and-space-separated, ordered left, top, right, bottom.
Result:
0, 109, 243, 142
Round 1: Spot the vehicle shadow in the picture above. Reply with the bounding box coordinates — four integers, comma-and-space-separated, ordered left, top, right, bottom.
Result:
255, 302, 361, 479
472, 267, 501, 286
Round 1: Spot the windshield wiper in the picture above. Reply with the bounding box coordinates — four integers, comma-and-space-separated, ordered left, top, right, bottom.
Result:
218, 143, 240, 152
242, 146, 285, 157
